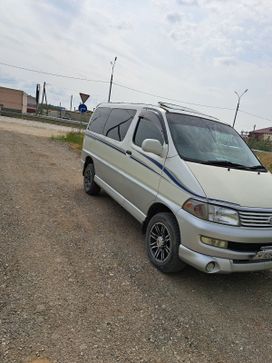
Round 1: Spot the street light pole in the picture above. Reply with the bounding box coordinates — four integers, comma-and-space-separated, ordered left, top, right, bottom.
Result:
232, 89, 248, 128
108, 56, 117, 103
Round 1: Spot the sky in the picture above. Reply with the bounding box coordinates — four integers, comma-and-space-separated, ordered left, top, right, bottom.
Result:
0, 0, 272, 132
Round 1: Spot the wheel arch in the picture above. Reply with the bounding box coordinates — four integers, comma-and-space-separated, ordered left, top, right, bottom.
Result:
142, 202, 180, 234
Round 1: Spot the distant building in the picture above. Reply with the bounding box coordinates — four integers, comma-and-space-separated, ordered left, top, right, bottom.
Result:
249, 127, 272, 141
0, 86, 28, 113
27, 95, 37, 113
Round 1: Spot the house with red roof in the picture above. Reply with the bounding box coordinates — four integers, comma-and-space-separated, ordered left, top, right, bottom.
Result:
249, 127, 272, 141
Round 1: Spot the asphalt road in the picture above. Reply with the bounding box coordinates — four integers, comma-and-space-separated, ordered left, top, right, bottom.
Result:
1, 119, 272, 363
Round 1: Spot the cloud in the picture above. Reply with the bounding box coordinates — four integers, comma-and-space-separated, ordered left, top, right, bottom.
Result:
166, 12, 182, 23
113, 22, 133, 31
177, 0, 198, 5
0, 0, 272, 131
214, 57, 237, 66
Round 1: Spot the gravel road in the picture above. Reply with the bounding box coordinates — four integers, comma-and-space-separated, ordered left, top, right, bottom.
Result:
1, 118, 272, 363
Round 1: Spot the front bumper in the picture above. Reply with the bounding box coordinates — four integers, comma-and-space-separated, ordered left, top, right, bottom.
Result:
176, 208, 272, 273
179, 244, 272, 273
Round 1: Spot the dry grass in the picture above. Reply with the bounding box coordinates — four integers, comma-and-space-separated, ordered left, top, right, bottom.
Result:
256, 151, 272, 172
51, 131, 84, 151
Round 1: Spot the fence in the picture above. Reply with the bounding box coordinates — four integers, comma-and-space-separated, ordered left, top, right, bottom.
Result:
0, 108, 89, 129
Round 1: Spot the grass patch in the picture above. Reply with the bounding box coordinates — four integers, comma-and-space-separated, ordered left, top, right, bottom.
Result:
247, 138, 272, 152
52, 131, 84, 151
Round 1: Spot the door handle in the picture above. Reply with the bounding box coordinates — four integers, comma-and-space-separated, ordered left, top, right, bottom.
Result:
126, 150, 132, 156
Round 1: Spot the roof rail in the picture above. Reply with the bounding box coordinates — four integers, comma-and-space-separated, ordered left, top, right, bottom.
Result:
158, 101, 218, 120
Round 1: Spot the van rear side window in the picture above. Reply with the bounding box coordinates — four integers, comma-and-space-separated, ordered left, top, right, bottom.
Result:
88, 107, 111, 134
104, 109, 136, 141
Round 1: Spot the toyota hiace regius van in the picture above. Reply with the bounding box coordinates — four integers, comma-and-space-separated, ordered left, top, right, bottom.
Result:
81, 102, 272, 274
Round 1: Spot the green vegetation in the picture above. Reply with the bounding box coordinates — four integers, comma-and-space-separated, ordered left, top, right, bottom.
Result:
247, 137, 272, 152
52, 131, 84, 151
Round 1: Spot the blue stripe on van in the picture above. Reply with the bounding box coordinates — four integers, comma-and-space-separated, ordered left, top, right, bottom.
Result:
130, 155, 162, 176
86, 132, 126, 154
138, 151, 197, 196
86, 132, 200, 197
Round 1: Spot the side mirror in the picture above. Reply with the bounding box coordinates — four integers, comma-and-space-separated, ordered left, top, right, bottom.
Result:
142, 139, 163, 156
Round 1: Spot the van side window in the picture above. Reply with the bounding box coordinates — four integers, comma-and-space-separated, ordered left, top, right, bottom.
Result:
133, 112, 164, 147
88, 107, 111, 134
103, 109, 136, 141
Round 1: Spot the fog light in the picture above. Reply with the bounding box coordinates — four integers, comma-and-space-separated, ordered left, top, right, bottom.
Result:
206, 261, 216, 273
201, 236, 228, 249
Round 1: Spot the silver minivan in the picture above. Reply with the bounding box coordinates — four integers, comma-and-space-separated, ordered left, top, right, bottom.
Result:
81, 102, 272, 274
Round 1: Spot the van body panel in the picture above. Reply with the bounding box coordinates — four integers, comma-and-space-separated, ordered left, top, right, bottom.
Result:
162, 155, 206, 199
119, 148, 164, 214
187, 162, 272, 208
94, 175, 146, 222
85, 132, 128, 196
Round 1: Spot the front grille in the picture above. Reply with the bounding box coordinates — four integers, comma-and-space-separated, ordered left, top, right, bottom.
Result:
233, 259, 271, 264
228, 242, 272, 252
239, 210, 272, 228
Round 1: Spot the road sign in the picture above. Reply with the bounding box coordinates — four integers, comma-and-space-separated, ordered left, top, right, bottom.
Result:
79, 93, 90, 104
78, 103, 87, 113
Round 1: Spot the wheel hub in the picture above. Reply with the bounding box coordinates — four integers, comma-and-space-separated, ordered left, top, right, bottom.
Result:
156, 236, 164, 248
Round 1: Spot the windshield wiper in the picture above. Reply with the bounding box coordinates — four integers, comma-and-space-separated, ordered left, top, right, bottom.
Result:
247, 165, 267, 171
204, 160, 266, 171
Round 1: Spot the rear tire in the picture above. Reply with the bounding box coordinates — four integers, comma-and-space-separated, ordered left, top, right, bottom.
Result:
146, 212, 185, 273
83, 163, 100, 195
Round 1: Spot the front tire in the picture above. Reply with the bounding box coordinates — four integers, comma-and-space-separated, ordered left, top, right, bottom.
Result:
146, 212, 185, 273
83, 163, 101, 195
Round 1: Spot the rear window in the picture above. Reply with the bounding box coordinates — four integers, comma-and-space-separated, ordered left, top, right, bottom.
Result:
88, 107, 111, 134
104, 108, 136, 141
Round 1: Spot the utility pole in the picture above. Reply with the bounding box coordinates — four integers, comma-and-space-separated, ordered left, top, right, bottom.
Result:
39, 81, 48, 115
232, 89, 248, 128
70, 95, 73, 111
35, 84, 40, 115
108, 56, 117, 103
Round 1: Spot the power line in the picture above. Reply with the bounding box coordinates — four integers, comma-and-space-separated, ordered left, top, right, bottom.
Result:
0, 61, 109, 84
239, 109, 272, 123
0, 61, 234, 110
1, 61, 272, 123
113, 81, 235, 111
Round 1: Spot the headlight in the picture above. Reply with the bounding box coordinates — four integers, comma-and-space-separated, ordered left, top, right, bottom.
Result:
208, 204, 239, 225
183, 199, 239, 226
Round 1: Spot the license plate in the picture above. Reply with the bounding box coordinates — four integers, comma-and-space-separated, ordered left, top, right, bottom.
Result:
253, 248, 272, 260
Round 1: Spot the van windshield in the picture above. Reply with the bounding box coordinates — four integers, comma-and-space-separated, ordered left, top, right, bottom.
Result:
166, 113, 266, 171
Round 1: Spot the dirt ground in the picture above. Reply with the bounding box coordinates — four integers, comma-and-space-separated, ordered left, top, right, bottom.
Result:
0, 116, 79, 138
1, 117, 272, 363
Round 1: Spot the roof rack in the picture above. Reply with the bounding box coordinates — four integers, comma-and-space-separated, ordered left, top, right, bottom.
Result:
158, 101, 219, 120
